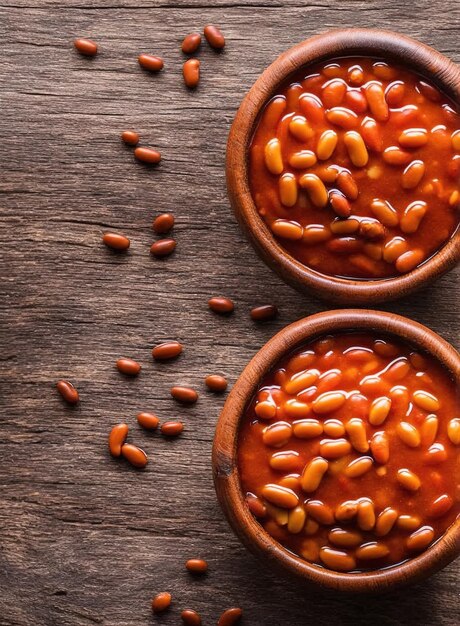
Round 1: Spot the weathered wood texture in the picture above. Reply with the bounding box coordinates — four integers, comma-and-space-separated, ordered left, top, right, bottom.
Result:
0, 1, 459, 625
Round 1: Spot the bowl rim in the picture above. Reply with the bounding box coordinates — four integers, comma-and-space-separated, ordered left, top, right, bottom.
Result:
212, 309, 460, 592
226, 28, 460, 305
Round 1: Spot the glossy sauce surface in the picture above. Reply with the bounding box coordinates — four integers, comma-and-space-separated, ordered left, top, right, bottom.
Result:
238, 333, 460, 571
249, 57, 460, 279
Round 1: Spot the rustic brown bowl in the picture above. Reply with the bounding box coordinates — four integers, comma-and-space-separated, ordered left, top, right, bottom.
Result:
226, 29, 460, 305
213, 310, 460, 592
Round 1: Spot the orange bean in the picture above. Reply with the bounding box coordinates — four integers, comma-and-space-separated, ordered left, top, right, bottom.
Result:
397, 421, 421, 448
344, 131, 369, 167
304, 518, 320, 535
287, 506, 307, 533
74, 38, 98, 56
395, 249, 424, 273
336, 171, 359, 200
108, 423, 129, 457
316, 165, 339, 183
451, 129, 460, 151
183, 58, 200, 88
271, 219, 303, 240
152, 213, 174, 234
391, 104, 420, 127
121, 130, 140, 146
289, 149, 317, 169
270, 450, 302, 472
116, 358, 141, 376
300, 457, 329, 492
401, 160, 425, 189
400, 201, 427, 234
203, 25, 225, 50
373, 62, 397, 80
319, 438, 351, 459
121, 443, 148, 469
319, 547, 356, 572
420, 414, 439, 447
263, 96, 287, 130
345, 456, 373, 478
255, 400, 277, 420
323, 419, 345, 438
161, 421, 184, 437
181, 33, 201, 55
356, 542, 390, 560
299, 173, 328, 207
348, 66, 364, 86
423, 443, 448, 465
326, 107, 358, 129
370, 431, 389, 464
246, 493, 267, 518
185, 559, 208, 574
283, 400, 311, 419
396, 516, 421, 533
406, 526, 435, 552
330, 217, 359, 235
316, 130, 338, 160
279, 173, 298, 207
335, 500, 358, 522
312, 391, 347, 414
427, 494, 453, 519
292, 419, 323, 439
138, 54, 164, 72
264, 138, 283, 175
360, 117, 383, 152
413, 390, 440, 412
56, 380, 80, 405
375, 507, 398, 536
137, 412, 160, 430
303, 225, 331, 244
383, 146, 412, 166
289, 115, 314, 142
284, 369, 319, 395
305, 500, 334, 525
217, 608, 243, 626
135, 147, 161, 164
329, 191, 351, 218
370, 199, 399, 227
365, 82, 389, 121
345, 90, 368, 114
171, 386, 198, 404
322, 78, 347, 107
447, 418, 460, 445
103, 232, 131, 251
369, 396, 391, 425
299, 93, 325, 124
397, 468, 421, 491
357, 498, 375, 530
399, 128, 428, 148
385, 81, 405, 107
345, 418, 369, 453
152, 592, 171, 613
359, 219, 385, 241
328, 528, 363, 547
262, 484, 299, 509
262, 421, 292, 447
383, 236, 408, 263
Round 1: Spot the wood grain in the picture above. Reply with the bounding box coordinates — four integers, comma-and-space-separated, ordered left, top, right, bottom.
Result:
0, 1, 459, 624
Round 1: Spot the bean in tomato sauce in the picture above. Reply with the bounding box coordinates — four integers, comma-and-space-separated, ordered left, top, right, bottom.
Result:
238, 333, 459, 572
249, 58, 460, 279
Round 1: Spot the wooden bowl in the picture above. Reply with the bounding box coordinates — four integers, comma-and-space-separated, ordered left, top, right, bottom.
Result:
226, 29, 460, 305
212, 310, 460, 592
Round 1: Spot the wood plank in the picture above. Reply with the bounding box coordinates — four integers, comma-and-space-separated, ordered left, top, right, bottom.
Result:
1, 2, 459, 624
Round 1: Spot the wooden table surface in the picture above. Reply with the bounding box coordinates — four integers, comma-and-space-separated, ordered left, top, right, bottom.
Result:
1, 1, 459, 624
